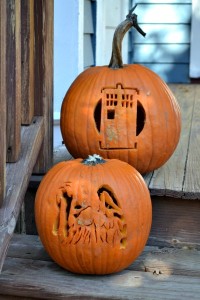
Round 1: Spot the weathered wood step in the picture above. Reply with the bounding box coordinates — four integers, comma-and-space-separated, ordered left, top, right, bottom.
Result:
0, 117, 44, 272
0, 234, 200, 299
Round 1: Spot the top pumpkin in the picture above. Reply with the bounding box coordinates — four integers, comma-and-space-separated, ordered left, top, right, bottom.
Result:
61, 6, 181, 174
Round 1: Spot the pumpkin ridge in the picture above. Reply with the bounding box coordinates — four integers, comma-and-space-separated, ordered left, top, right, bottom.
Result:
146, 70, 168, 172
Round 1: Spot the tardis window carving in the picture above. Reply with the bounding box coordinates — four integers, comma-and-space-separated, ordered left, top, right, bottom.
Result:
107, 109, 115, 119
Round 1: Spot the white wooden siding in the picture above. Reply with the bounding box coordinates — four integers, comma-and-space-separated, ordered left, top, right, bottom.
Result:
84, 0, 95, 68
190, 0, 200, 78
131, 0, 192, 83
96, 0, 129, 66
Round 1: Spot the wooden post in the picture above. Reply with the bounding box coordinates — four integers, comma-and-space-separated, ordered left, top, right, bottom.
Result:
0, 1, 7, 206
6, 0, 21, 162
34, 0, 53, 173
21, 0, 35, 125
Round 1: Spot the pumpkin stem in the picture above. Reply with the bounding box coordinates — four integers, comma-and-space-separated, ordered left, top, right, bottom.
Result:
109, 5, 146, 69
82, 154, 106, 166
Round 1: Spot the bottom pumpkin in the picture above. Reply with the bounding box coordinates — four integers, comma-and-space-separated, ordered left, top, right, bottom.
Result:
35, 154, 152, 275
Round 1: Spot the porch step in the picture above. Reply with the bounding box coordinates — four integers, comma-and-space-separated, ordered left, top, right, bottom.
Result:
0, 117, 44, 272
0, 234, 199, 299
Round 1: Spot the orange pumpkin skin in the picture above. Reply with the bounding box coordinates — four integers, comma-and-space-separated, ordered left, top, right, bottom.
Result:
61, 64, 181, 174
35, 156, 152, 275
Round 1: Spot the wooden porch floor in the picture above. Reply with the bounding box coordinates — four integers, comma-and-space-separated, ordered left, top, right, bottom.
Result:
0, 234, 199, 299
0, 84, 200, 299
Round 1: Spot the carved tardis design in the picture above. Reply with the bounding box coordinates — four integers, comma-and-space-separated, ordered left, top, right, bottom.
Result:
53, 181, 127, 249
97, 83, 145, 150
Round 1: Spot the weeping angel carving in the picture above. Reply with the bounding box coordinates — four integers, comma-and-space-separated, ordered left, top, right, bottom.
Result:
53, 181, 127, 249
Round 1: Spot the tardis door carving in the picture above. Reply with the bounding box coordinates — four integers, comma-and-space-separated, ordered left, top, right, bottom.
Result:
99, 83, 142, 150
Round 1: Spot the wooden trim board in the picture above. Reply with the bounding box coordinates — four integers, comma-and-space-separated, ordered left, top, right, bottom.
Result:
33, 0, 53, 173
6, 0, 21, 162
0, 0, 7, 206
21, 0, 35, 125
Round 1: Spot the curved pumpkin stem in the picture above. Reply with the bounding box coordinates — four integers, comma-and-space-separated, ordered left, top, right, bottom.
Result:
109, 5, 146, 69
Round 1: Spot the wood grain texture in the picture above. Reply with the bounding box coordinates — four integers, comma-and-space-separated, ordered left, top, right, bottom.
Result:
0, 234, 200, 299
1, 259, 200, 300
0, 117, 44, 272
183, 85, 200, 199
33, 0, 53, 173
0, 0, 7, 206
21, 0, 35, 125
7, 234, 200, 277
149, 197, 200, 249
148, 85, 196, 198
6, 0, 21, 162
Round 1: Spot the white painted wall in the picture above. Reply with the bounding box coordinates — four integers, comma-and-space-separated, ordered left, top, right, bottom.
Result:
96, 0, 129, 66
54, 0, 84, 147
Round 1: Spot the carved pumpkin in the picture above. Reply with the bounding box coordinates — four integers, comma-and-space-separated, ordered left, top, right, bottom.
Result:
60, 7, 181, 174
35, 154, 152, 274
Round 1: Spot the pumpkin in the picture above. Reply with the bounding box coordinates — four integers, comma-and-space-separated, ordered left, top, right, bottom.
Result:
60, 7, 181, 174
35, 154, 152, 275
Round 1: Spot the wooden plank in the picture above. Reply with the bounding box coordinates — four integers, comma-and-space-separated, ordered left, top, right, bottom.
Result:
133, 24, 190, 44
84, 34, 94, 68
135, 4, 191, 24
105, 0, 122, 27
6, 0, 21, 162
134, 44, 189, 63
137, 63, 190, 83
7, 234, 51, 261
0, 0, 7, 206
33, 0, 53, 173
21, 0, 35, 125
183, 85, 200, 199
7, 234, 200, 277
148, 85, 195, 197
0, 117, 44, 272
149, 197, 200, 249
84, 0, 94, 34
0, 256, 200, 299
129, 245, 200, 277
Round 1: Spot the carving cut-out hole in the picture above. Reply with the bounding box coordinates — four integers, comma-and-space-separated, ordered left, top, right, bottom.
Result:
64, 192, 73, 220
107, 109, 115, 119
97, 187, 118, 208
114, 212, 122, 219
120, 237, 127, 249
75, 205, 82, 209
136, 101, 146, 136
94, 99, 102, 132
